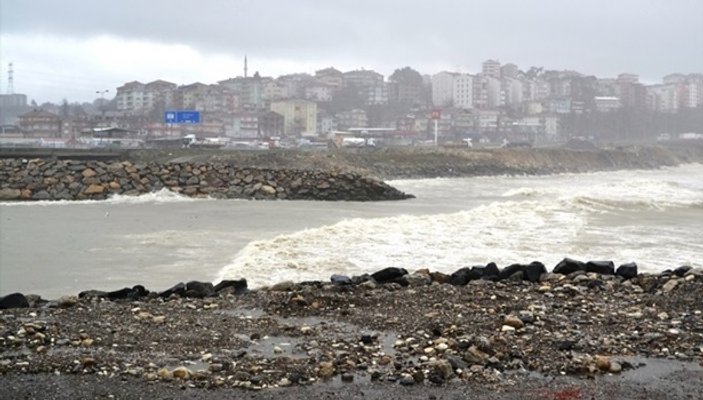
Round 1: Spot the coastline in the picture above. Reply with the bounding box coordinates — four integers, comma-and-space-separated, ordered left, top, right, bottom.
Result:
2, 261, 702, 399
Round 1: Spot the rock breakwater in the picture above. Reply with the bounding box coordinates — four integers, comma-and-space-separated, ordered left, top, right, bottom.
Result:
0, 158, 413, 201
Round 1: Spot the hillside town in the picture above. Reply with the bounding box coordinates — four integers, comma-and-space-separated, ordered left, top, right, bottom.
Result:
0, 59, 702, 149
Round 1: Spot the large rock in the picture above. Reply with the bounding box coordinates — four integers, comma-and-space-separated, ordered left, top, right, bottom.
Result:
330, 274, 352, 286
449, 267, 482, 286
586, 260, 615, 275
497, 264, 525, 281
83, 184, 106, 195
524, 261, 547, 282
214, 279, 248, 294
472, 262, 500, 280
185, 281, 215, 298
159, 282, 186, 298
616, 262, 638, 279
553, 258, 587, 275
371, 267, 408, 283
0, 188, 21, 200
106, 285, 149, 301
0, 292, 29, 309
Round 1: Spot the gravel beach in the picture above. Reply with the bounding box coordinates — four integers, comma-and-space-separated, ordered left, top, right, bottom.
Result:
2, 263, 702, 399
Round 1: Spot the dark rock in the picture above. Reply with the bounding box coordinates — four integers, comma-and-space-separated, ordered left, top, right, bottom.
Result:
616, 262, 638, 280
586, 260, 615, 275
446, 355, 468, 371
78, 290, 108, 300
330, 274, 352, 286
472, 262, 500, 280
497, 264, 525, 281
428, 373, 445, 384
673, 265, 692, 277
429, 272, 450, 284
524, 261, 547, 282
351, 274, 372, 285
105, 285, 149, 301
553, 258, 587, 275
0, 292, 29, 309
371, 267, 408, 284
185, 281, 215, 298
449, 267, 482, 286
557, 340, 576, 351
360, 334, 374, 345
214, 279, 248, 294
399, 375, 415, 386
159, 282, 186, 298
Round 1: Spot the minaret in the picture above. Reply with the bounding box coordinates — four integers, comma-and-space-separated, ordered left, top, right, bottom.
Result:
244, 55, 248, 78
7, 62, 14, 94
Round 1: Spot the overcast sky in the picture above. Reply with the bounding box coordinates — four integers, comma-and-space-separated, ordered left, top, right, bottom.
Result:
1, 0, 702, 103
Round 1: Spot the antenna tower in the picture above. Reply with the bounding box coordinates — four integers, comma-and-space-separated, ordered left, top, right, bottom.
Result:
7, 62, 14, 94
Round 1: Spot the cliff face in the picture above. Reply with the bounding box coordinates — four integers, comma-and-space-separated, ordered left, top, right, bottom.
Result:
0, 159, 413, 201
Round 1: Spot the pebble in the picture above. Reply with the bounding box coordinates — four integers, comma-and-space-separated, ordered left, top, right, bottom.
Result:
609, 362, 622, 373
501, 325, 516, 332
504, 315, 525, 329
595, 355, 611, 371
318, 362, 334, 379
662, 280, 679, 292
172, 366, 192, 380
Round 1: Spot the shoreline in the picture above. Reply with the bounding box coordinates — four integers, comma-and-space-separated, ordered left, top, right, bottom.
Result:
2, 260, 702, 399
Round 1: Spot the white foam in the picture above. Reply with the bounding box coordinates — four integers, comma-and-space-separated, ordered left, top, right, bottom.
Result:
0, 188, 209, 207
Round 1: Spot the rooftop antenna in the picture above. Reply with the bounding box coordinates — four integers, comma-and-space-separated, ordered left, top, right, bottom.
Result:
244, 55, 248, 78
7, 62, 14, 94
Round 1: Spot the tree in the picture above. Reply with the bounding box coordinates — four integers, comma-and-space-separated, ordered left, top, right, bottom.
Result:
389, 67, 423, 85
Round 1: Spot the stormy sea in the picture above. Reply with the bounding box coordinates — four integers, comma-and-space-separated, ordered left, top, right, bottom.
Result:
1, 164, 701, 299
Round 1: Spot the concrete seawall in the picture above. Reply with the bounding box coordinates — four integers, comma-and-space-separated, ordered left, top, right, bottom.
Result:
0, 159, 413, 201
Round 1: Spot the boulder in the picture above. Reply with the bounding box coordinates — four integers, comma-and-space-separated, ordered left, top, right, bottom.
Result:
185, 281, 215, 298
673, 265, 692, 277
330, 274, 352, 286
553, 258, 587, 275
106, 285, 149, 301
429, 271, 450, 284
472, 262, 500, 280
83, 184, 105, 195
497, 264, 525, 281
0, 292, 29, 309
159, 282, 186, 298
616, 262, 638, 280
351, 274, 372, 285
586, 260, 615, 275
449, 267, 482, 286
524, 261, 547, 282
371, 267, 408, 283
0, 188, 21, 200
213, 279, 248, 294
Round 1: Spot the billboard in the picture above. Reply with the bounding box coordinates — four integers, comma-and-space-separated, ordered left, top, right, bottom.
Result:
164, 111, 201, 124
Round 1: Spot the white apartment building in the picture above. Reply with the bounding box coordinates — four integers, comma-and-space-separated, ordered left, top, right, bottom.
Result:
270, 99, 318, 136
647, 84, 679, 113
453, 74, 473, 109
594, 96, 622, 112
501, 78, 523, 107
431, 72, 456, 107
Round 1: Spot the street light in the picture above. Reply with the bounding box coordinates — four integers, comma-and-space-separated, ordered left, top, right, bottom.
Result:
96, 90, 109, 122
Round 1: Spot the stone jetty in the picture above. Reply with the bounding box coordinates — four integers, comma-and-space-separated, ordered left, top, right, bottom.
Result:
0, 158, 413, 201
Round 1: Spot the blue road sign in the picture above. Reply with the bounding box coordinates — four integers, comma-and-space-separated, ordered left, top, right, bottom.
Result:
164, 111, 201, 124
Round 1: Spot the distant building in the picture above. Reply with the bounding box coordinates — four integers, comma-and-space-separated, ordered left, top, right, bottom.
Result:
594, 96, 622, 112
473, 74, 501, 109
18, 109, 62, 138
0, 93, 30, 125
647, 84, 679, 113
343, 70, 384, 89
482, 60, 501, 78
304, 84, 334, 102
270, 99, 317, 136
336, 109, 368, 130
453, 74, 474, 109
431, 72, 456, 107
315, 67, 344, 88
500, 63, 519, 79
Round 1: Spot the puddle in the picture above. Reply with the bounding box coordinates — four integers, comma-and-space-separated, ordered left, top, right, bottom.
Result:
607, 356, 703, 383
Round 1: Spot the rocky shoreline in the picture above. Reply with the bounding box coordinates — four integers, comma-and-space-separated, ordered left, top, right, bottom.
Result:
2, 259, 702, 399
0, 158, 412, 201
